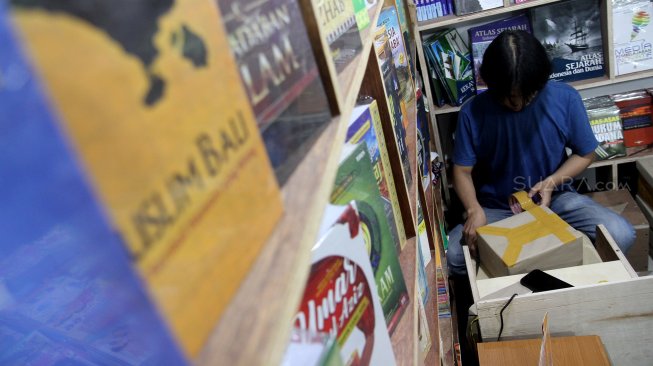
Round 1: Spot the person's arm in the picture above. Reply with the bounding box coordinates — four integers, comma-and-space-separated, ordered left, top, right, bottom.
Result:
453, 164, 486, 254
529, 151, 595, 206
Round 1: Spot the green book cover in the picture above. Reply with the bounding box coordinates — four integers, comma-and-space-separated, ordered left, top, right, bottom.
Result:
330, 143, 409, 334
352, 0, 370, 30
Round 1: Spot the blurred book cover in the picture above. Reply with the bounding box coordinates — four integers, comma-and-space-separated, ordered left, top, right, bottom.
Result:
218, 0, 332, 184
582, 95, 626, 160
612, 0, 653, 75
10, 0, 282, 355
0, 4, 187, 363
378, 6, 414, 103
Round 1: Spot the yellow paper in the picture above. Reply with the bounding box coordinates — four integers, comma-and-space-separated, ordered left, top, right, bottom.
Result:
14, 0, 282, 356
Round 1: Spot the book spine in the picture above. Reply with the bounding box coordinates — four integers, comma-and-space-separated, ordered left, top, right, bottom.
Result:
369, 101, 408, 247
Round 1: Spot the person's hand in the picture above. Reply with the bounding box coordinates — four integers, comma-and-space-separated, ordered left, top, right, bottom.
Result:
463, 207, 486, 257
529, 178, 555, 207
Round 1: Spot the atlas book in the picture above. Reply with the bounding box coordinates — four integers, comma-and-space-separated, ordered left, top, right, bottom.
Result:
582, 95, 626, 160
454, 0, 502, 16
468, 14, 532, 94
10, 0, 283, 356
378, 6, 415, 103
347, 101, 407, 250
612, 0, 653, 75
330, 143, 410, 334
374, 26, 413, 190
529, 0, 606, 83
314, 0, 364, 73
0, 6, 186, 363
423, 28, 476, 106
218, 0, 332, 185
295, 203, 396, 366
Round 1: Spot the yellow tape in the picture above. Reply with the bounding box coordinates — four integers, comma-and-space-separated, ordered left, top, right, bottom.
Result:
510, 191, 537, 212
477, 193, 576, 266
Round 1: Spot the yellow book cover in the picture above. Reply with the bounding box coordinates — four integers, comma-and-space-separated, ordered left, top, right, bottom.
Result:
11, 0, 283, 356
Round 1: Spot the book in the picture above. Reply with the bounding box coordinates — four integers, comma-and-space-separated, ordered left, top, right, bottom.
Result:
282, 329, 344, 366
352, 0, 371, 30
453, 0, 502, 16
296, 203, 396, 366
612, 90, 653, 147
347, 101, 407, 251
468, 14, 532, 94
378, 6, 415, 103
582, 96, 626, 160
423, 28, 476, 106
612, 0, 653, 75
330, 143, 409, 334
417, 293, 432, 361
393, 0, 416, 77
0, 6, 186, 363
529, 0, 606, 83
11, 0, 283, 355
315, 0, 364, 73
218, 0, 332, 184
374, 26, 414, 190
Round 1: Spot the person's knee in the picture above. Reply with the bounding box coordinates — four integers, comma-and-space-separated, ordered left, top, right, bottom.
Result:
602, 218, 636, 254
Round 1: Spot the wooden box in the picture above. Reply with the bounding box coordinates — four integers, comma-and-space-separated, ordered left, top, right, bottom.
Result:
586, 190, 649, 272
478, 335, 610, 366
464, 225, 653, 365
476, 206, 583, 277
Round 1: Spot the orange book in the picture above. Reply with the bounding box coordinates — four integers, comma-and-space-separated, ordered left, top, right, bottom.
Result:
12, 0, 282, 356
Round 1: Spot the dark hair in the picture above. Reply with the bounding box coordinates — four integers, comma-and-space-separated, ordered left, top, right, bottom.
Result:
480, 30, 551, 102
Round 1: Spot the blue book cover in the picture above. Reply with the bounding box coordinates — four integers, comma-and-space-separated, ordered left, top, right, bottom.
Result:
529, 0, 606, 83
0, 4, 187, 364
468, 14, 532, 94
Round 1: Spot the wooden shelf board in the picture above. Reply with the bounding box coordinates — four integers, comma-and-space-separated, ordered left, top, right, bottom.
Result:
391, 236, 418, 365
197, 112, 349, 365
589, 146, 653, 168
406, 98, 419, 225
417, 0, 561, 31
424, 256, 441, 366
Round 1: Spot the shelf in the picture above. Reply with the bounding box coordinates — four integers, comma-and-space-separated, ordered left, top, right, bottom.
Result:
406, 98, 419, 225
197, 7, 387, 364
391, 236, 418, 365
417, 0, 561, 32
589, 146, 653, 168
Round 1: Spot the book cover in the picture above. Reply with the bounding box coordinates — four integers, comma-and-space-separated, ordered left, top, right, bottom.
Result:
582, 96, 626, 160
423, 28, 476, 106
0, 5, 187, 363
422, 42, 449, 107
612, 0, 653, 75
346, 102, 407, 251
468, 14, 532, 94
453, 0, 503, 16
330, 143, 409, 334
218, 0, 332, 184
11, 0, 283, 355
417, 293, 432, 361
295, 203, 396, 366
315, 0, 364, 73
613, 90, 653, 147
378, 6, 415, 103
352, 0, 371, 30
529, 0, 606, 83
374, 26, 413, 190
282, 328, 344, 366
393, 0, 416, 77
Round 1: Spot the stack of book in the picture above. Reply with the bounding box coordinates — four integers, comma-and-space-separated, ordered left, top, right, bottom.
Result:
422, 28, 475, 107
416, 0, 454, 22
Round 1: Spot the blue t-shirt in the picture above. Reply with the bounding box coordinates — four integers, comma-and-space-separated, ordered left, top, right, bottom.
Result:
453, 81, 598, 209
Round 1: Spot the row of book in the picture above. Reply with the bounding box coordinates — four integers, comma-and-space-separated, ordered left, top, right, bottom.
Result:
0, 0, 423, 365
585, 89, 653, 161
423, 0, 653, 107
283, 3, 426, 363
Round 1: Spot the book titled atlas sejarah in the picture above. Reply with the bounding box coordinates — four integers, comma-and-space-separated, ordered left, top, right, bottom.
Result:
529, 0, 605, 83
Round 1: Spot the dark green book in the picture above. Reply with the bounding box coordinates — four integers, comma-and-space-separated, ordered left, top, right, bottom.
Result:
330, 142, 409, 334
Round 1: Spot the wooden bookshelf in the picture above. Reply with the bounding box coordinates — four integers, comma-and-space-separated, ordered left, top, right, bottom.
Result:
590, 146, 653, 169
197, 5, 386, 365
391, 237, 418, 365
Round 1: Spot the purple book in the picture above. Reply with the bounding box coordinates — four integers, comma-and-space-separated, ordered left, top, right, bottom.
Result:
468, 14, 532, 94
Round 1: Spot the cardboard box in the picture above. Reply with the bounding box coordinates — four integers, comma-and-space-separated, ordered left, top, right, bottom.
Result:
586, 190, 650, 272
476, 205, 583, 277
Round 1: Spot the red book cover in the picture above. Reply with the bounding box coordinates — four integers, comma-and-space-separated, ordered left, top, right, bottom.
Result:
613, 91, 653, 147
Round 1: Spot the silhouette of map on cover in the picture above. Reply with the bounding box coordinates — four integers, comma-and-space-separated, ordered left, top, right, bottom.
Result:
11, 0, 207, 106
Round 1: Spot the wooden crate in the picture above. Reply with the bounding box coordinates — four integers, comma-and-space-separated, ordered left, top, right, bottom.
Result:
463, 225, 653, 366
